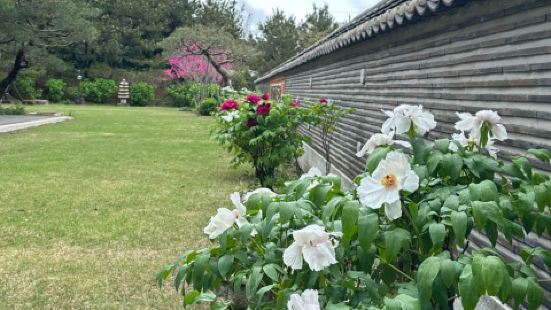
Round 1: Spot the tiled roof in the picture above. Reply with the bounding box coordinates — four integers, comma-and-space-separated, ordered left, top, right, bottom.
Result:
255, 0, 463, 83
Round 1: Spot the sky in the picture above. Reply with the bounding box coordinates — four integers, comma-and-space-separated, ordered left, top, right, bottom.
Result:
240, 0, 381, 35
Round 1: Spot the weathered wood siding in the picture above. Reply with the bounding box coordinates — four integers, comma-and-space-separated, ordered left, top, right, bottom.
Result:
257, 0, 551, 307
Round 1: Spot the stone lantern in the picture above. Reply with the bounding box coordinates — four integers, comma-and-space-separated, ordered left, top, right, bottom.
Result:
118, 79, 129, 106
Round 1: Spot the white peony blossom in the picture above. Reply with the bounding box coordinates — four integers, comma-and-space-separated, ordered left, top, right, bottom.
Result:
283, 225, 338, 271
300, 167, 322, 179
357, 151, 419, 220
454, 110, 508, 141
287, 289, 320, 310
221, 110, 239, 122
356, 131, 411, 157
243, 187, 277, 202
203, 192, 249, 239
221, 85, 236, 93
381, 104, 437, 135
449, 131, 499, 158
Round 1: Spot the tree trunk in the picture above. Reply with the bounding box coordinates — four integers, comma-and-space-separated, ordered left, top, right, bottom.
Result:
203, 51, 231, 86
0, 47, 28, 94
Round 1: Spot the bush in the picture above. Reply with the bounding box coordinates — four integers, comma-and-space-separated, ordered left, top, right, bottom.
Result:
160, 105, 551, 310
130, 82, 155, 106
167, 83, 194, 107
46, 79, 66, 102
0, 104, 25, 115
81, 78, 117, 103
15, 76, 41, 99
197, 98, 218, 116
212, 94, 318, 185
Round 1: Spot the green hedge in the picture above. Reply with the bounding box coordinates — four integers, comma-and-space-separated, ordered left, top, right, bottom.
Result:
130, 82, 155, 106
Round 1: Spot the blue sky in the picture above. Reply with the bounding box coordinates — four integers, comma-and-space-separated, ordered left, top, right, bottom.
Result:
240, 0, 381, 35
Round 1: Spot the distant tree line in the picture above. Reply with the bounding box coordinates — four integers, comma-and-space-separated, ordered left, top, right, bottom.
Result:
0, 0, 339, 98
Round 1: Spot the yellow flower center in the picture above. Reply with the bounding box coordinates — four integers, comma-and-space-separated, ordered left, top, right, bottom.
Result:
380, 173, 397, 187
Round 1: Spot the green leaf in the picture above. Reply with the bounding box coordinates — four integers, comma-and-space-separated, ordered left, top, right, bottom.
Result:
192, 253, 210, 290
527, 278, 544, 310
279, 202, 294, 224
429, 223, 446, 249
157, 264, 174, 288
534, 184, 548, 211
342, 201, 359, 248
263, 264, 279, 282
440, 259, 457, 288
412, 138, 433, 165
513, 157, 532, 179
528, 148, 551, 162
459, 265, 480, 310
417, 256, 441, 302
512, 278, 528, 309
435, 139, 450, 153
479, 180, 498, 202
245, 266, 263, 301
183, 290, 200, 306
218, 255, 234, 279
175, 265, 189, 292
482, 256, 505, 295
451, 211, 468, 247
384, 228, 411, 262
358, 214, 379, 251
366, 146, 392, 173
443, 195, 459, 211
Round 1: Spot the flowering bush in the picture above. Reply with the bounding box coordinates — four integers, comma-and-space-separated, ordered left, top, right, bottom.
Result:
160, 104, 551, 310
212, 93, 315, 186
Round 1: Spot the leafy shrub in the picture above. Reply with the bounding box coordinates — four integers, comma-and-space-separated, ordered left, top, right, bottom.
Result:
66, 86, 79, 102
81, 78, 117, 103
46, 79, 66, 102
160, 105, 551, 310
197, 98, 218, 116
15, 76, 41, 99
0, 104, 25, 115
212, 93, 318, 186
167, 83, 194, 107
130, 82, 155, 106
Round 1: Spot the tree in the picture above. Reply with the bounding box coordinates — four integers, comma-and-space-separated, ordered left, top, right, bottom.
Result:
256, 9, 300, 74
84, 0, 198, 69
161, 25, 255, 86
299, 3, 339, 49
0, 0, 96, 93
195, 0, 245, 39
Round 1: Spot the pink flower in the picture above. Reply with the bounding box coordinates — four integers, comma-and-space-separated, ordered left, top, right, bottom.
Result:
245, 95, 261, 104
256, 103, 271, 116
319, 98, 328, 104
220, 99, 239, 111
246, 118, 257, 128
291, 100, 300, 107
261, 93, 270, 100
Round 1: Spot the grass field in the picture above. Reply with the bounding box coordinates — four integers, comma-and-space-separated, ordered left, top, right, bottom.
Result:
0, 105, 255, 309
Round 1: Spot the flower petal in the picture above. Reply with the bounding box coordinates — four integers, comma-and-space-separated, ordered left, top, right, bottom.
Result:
455, 112, 474, 132
384, 200, 403, 220
492, 124, 508, 141
302, 241, 337, 271
283, 242, 304, 270
358, 177, 398, 209
401, 169, 420, 193
230, 192, 246, 217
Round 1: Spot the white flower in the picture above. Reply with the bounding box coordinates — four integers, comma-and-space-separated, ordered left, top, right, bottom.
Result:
243, 187, 277, 202
203, 192, 248, 239
221, 85, 236, 93
357, 151, 419, 220
283, 224, 338, 271
448, 131, 471, 152
449, 131, 499, 158
454, 110, 507, 141
356, 131, 411, 157
381, 104, 436, 135
287, 289, 320, 310
300, 167, 322, 179
221, 110, 239, 122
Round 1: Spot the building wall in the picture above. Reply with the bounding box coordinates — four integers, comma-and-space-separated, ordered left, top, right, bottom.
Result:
257, 0, 551, 307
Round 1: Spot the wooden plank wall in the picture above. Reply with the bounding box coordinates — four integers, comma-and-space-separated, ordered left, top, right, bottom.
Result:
257, 0, 551, 307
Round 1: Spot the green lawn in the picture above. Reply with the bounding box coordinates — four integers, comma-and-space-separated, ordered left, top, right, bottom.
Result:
0, 105, 254, 309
